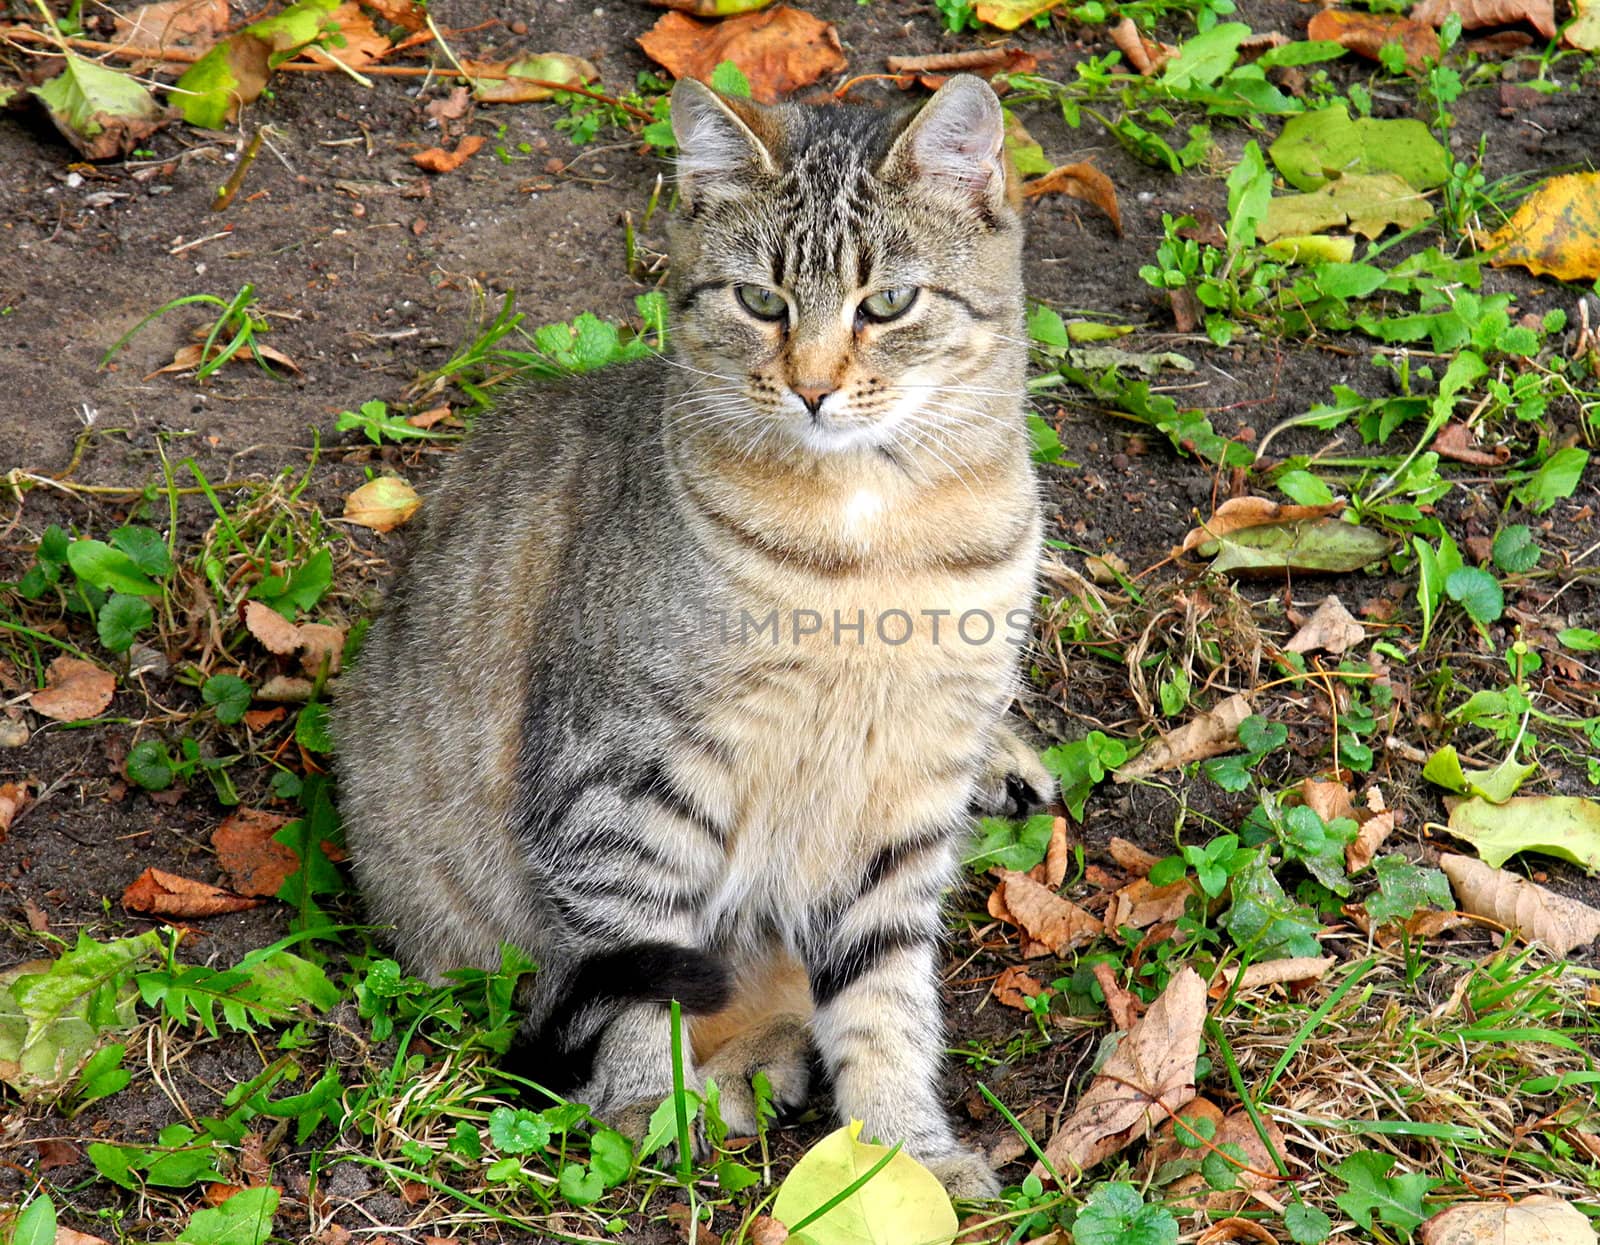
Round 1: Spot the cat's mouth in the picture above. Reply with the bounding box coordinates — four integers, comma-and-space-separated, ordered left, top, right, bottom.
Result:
794, 406, 906, 454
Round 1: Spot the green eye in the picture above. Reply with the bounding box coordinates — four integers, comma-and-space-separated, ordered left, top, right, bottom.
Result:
736, 284, 787, 321
859, 287, 918, 322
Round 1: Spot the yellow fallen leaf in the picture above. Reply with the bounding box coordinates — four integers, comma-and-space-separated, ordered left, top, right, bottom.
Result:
771, 1121, 957, 1243
343, 476, 421, 531
1567, 0, 1600, 48
1482, 172, 1600, 281
974, 0, 1062, 30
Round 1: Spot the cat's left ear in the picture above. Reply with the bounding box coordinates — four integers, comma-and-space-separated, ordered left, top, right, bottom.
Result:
881, 75, 1008, 211
671, 78, 778, 206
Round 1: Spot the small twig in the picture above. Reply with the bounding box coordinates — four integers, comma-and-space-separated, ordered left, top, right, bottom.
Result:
211, 130, 262, 211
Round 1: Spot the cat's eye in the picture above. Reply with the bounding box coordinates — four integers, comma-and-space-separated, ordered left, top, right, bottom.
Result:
735, 284, 788, 321
858, 287, 919, 323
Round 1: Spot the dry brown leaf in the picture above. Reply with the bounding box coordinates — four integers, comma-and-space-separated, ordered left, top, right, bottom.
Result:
1168, 1110, 1286, 1207
1023, 162, 1122, 236
664, 1204, 723, 1245
0, 712, 28, 748
1347, 809, 1395, 874
1028, 816, 1070, 889
343, 476, 421, 532
30, 657, 115, 722
413, 134, 485, 172
1110, 16, 1176, 74
1035, 967, 1206, 1180
749, 1216, 790, 1245
244, 600, 301, 655
151, 339, 301, 378
1144, 1098, 1225, 1174
994, 870, 1101, 956
360, 0, 426, 31
1481, 172, 1600, 282
1105, 877, 1191, 930
1306, 10, 1440, 70
1113, 693, 1253, 781
1178, 496, 1345, 554
1214, 956, 1335, 998
638, 7, 846, 104
884, 45, 1037, 89
1441, 854, 1600, 957
1405, 908, 1469, 939
993, 964, 1047, 1011
409, 404, 455, 429
1198, 1218, 1279, 1245
212, 808, 295, 897
22, 897, 49, 933
300, 3, 390, 69
257, 675, 315, 702
1420, 1195, 1596, 1244
1108, 836, 1162, 877
112, 0, 230, 49
1285, 594, 1365, 655
1092, 960, 1142, 1030
0, 780, 28, 837
298, 623, 345, 676
425, 87, 470, 124
122, 867, 263, 917
242, 706, 286, 730
57, 1228, 111, 1245
240, 1131, 272, 1186
1431, 421, 1510, 466
34, 1137, 81, 1171
1301, 778, 1356, 825
1413, 0, 1556, 37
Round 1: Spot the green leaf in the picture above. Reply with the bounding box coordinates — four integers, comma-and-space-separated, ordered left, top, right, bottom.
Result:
1225, 140, 1271, 251
109, 526, 172, 577
126, 739, 176, 791
488, 1105, 552, 1155
964, 814, 1056, 873
1202, 518, 1392, 575
588, 1128, 633, 1187
1445, 796, 1600, 871
1366, 856, 1452, 926
1444, 566, 1503, 625
1513, 447, 1589, 514
1074, 1181, 1178, 1245
558, 1161, 605, 1206
335, 399, 454, 444
295, 701, 333, 753
1262, 173, 1433, 243
1161, 22, 1252, 88
202, 674, 253, 724
708, 59, 752, 98
1491, 525, 1540, 573
1268, 109, 1450, 192
72, 1041, 131, 1105
11, 1193, 56, 1245
98, 593, 153, 653
1275, 470, 1336, 506
1028, 304, 1070, 349
30, 51, 166, 159
177, 1185, 280, 1245
1421, 745, 1535, 803
716, 1159, 761, 1193
1042, 732, 1129, 822
1332, 1151, 1436, 1234
771, 1122, 958, 1245
1558, 628, 1600, 652
1285, 1202, 1333, 1244
66, 539, 164, 596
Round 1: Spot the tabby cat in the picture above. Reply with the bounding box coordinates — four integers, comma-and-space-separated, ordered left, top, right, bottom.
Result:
335, 74, 1048, 1197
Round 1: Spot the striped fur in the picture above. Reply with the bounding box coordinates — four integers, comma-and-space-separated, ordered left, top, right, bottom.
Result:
335, 76, 1044, 1197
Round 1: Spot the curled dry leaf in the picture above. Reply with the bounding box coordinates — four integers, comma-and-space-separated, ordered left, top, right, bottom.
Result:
1412, 0, 1556, 37
1306, 10, 1440, 70
1177, 496, 1345, 554
637, 6, 846, 104
1028, 815, 1070, 889
1105, 876, 1191, 930
1092, 961, 1142, 1030
1481, 172, 1600, 282
1213, 956, 1335, 998
1420, 1195, 1597, 1245
57, 1228, 111, 1245
1109, 836, 1162, 876
1110, 16, 1177, 74
245, 599, 302, 655
343, 475, 422, 532
0, 781, 29, 837
360, 0, 427, 31
1198, 1218, 1279, 1245
212, 808, 295, 897
1113, 692, 1252, 781
122, 867, 263, 917
150, 340, 302, 379
1301, 778, 1356, 825
992, 964, 1047, 1011
884, 46, 1037, 90
748, 1216, 789, 1245
413, 134, 485, 172
1023, 162, 1122, 236
1285, 594, 1365, 655
1035, 967, 1206, 1181
990, 869, 1101, 957
1431, 421, 1509, 466
1347, 809, 1395, 873
1440, 854, 1600, 957
30, 657, 116, 722
298, 623, 345, 676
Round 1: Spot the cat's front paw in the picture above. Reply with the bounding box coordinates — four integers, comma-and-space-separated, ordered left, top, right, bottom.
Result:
700, 1015, 811, 1136
969, 722, 1055, 818
922, 1145, 1002, 1200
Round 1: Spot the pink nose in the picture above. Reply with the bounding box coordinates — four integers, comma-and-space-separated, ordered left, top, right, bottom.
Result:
793, 384, 833, 415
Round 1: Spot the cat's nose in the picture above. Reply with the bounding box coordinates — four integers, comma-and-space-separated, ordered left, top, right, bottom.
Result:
792, 383, 834, 415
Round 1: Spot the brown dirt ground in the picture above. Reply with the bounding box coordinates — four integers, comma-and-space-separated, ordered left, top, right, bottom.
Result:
1, 0, 1598, 1240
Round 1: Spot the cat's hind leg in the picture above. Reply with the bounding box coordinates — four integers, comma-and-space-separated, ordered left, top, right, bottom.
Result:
692, 949, 813, 1135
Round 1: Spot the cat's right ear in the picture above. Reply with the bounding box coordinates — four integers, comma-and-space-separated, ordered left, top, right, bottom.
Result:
671, 79, 778, 206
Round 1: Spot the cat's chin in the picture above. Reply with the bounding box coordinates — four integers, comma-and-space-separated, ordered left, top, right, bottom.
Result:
791, 412, 905, 456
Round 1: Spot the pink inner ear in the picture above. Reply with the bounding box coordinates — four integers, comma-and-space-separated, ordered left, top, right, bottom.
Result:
905, 86, 1003, 196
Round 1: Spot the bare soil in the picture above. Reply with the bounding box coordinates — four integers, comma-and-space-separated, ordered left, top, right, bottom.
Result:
2, 0, 1598, 1240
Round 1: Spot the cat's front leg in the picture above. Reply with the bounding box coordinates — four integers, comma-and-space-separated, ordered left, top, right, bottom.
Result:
803, 873, 999, 1200
969, 719, 1055, 818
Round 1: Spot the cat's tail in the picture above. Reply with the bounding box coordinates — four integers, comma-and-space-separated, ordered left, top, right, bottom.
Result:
503, 941, 731, 1092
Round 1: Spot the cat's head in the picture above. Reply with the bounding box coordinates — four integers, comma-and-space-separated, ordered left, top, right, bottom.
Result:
664, 76, 1026, 460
